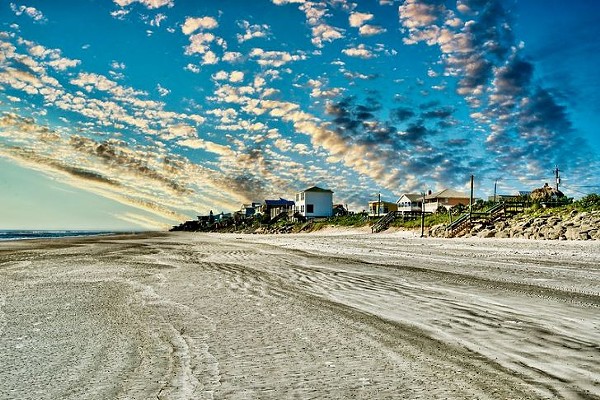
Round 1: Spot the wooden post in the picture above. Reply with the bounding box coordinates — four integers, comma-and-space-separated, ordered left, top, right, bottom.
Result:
420, 192, 425, 237
469, 175, 474, 219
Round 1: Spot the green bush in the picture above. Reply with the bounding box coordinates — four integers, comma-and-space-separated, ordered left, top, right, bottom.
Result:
574, 193, 600, 211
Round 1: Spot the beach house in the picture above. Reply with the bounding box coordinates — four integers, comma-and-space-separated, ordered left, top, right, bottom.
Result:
423, 189, 470, 213
396, 193, 422, 213
240, 202, 262, 218
368, 200, 398, 216
263, 198, 295, 220
294, 186, 333, 218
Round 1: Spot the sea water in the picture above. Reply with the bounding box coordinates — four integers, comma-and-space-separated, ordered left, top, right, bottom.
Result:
0, 230, 118, 241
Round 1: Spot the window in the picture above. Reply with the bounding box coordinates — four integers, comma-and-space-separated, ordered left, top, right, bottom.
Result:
306, 204, 314, 213
301, 205, 304, 213
301, 192, 304, 200
296, 193, 299, 201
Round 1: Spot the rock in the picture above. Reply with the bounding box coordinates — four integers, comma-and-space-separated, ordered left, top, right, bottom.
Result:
477, 229, 496, 238
496, 230, 510, 238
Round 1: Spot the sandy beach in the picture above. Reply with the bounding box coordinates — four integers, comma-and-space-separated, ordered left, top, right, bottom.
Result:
0, 231, 599, 399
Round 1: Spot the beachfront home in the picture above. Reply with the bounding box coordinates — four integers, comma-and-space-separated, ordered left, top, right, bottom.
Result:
263, 198, 295, 220
423, 189, 470, 213
240, 202, 262, 218
396, 193, 422, 213
295, 186, 333, 218
368, 200, 398, 216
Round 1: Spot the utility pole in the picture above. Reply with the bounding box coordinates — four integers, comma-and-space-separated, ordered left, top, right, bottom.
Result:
378, 192, 381, 217
420, 191, 425, 237
469, 175, 474, 219
554, 165, 561, 191
493, 179, 498, 203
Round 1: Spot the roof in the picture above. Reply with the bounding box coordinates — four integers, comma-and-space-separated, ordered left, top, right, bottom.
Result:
396, 193, 422, 202
300, 186, 333, 193
368, 200, 397, 206
425, 189, 469, 200
264, 198, 295, 207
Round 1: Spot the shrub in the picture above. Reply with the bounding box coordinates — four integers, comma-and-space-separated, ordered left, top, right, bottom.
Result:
574, 193, 600, 211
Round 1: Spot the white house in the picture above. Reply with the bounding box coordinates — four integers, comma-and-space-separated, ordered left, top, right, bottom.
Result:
396, 193, 422, 213
294, 186, 333, 218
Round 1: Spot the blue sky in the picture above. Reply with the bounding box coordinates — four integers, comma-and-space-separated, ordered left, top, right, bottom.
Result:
1, 0, 599, 230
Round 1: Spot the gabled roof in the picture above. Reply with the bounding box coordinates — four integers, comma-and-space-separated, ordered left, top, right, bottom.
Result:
425, 188, 469, 200
300, 186, 333, 193
264, 198, 295, 207
396, 193, 422, 202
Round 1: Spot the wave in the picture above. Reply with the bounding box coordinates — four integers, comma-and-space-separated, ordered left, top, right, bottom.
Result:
0, 230, 120, 241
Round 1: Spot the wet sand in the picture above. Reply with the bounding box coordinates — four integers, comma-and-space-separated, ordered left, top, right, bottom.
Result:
0, 231, 599, 399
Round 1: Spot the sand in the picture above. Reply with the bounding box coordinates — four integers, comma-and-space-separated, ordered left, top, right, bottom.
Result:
0, 231, 598, 399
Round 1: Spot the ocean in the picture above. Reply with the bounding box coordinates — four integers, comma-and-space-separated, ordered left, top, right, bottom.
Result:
0, 230, 118, 241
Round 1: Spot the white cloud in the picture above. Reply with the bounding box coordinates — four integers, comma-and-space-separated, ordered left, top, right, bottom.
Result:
184, 32, 216, 55
310, 24, 344, 47
184, 63, 201, 73
113, 0, 174, 9
110, 9, 130, 19
229, 71, 244, 83
249, 48, 307, 67
177, 138, 233, 156
398, 0, 441, 29
111, 61, 126, 70
342, 44, 374, 59
237, 20, 270, 43
271, 0, 305, 4
349, 12, 373, 28
181, 16, 218, 35
164, 124, 196, 139
47, 57, 81, 71
156, 84, 170, 96
212, 70, 229, 81
10, 3, 46, 22
222, 52, 243, 63
202, 51, 219, 65
150, 13, 167, 27
359, 24, 386, 36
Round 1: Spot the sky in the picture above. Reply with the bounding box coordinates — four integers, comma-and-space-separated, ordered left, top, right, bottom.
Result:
1, 0, 599, 230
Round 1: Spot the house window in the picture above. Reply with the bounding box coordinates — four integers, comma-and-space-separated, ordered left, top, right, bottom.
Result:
296, 194, 299, 201
301, 205, 304, 213
306, 204, 314, 213
301, 192, 305, 200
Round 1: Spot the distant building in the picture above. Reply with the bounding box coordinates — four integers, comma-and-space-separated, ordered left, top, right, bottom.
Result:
295, 186, 333, 218
368, 200, 398, 216
424, 189, 470, 213
396, 193, 422, 213
240, 202, 262, 218
263, 198, 295, 220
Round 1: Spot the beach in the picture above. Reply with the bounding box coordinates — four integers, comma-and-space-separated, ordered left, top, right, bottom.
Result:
0, 231, 599, 399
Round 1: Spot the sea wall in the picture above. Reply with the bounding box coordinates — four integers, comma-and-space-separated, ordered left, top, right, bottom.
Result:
430, 210, 600, 240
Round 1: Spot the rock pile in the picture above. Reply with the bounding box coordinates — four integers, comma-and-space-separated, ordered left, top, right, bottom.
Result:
430, 210, 600, 240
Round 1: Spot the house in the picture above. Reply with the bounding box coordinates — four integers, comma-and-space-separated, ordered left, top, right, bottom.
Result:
263, 198, 295, 220
368, 200, 398, 216
396, 193, 422, 213
424, 189, 470, 212
240, 202, 262, 218
294, 186, 333, 218
333, 204, 349, 216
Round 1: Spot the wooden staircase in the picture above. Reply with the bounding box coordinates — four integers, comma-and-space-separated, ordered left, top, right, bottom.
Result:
445, 202, 523, 238
371, 211, 421, 233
